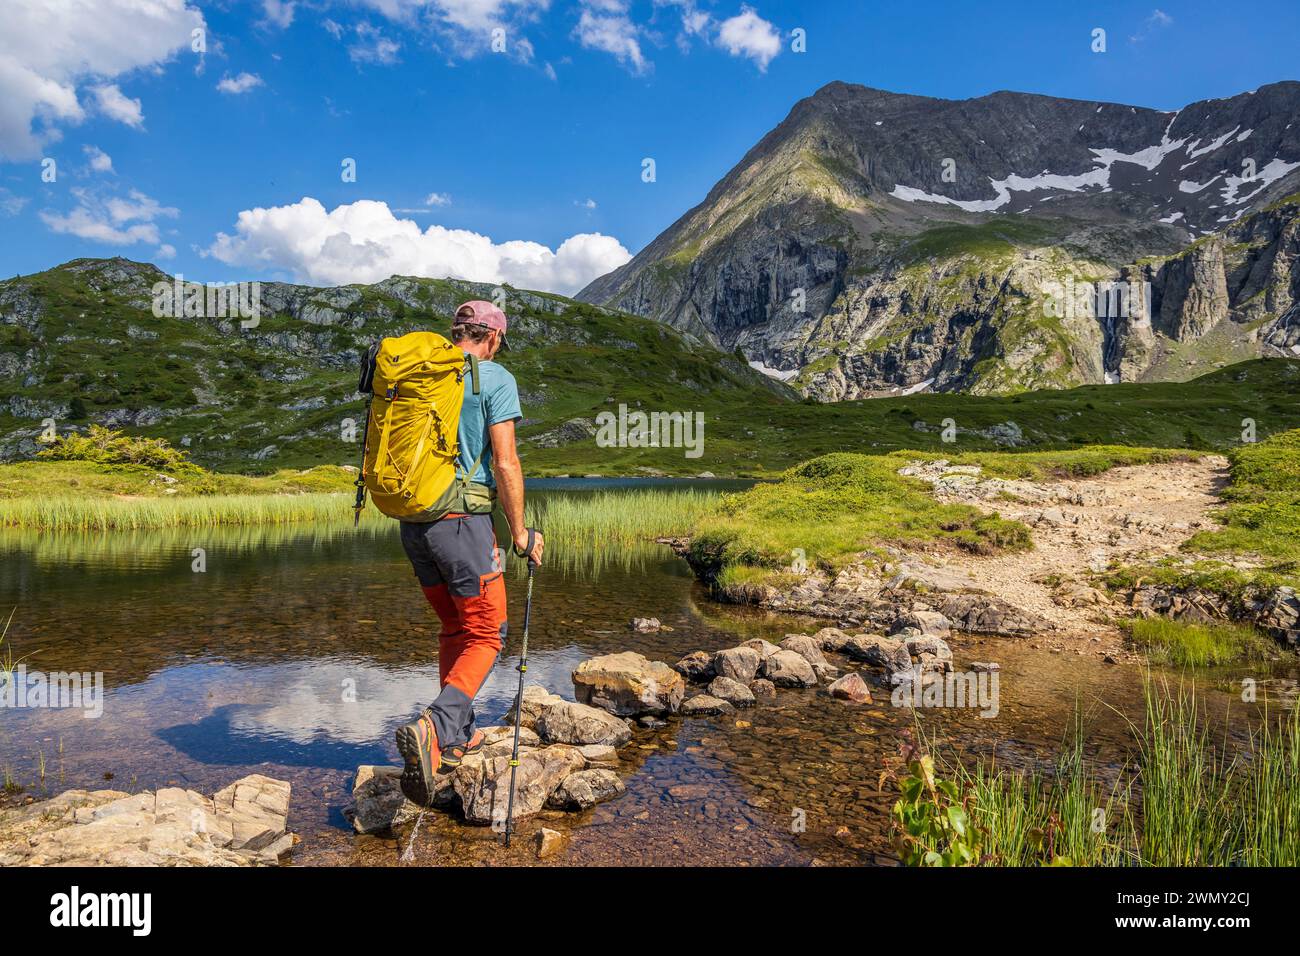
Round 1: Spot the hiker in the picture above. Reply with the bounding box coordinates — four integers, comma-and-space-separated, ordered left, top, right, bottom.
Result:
392, 300, 545, 806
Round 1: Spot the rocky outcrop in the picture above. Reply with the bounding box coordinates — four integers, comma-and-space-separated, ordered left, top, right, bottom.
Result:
572, 651, 685, 717
0, 775, 294, 866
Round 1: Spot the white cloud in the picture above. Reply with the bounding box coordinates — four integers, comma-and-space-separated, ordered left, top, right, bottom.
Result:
217, 72, 265, 94
262, 0, 296, 29
716, 6, 781, 71
349, 23, 402, 64
0, 0, 202, 159
0, 189, 29, 217
40, 187, 178, 246
1130, 9, 1173, 43
92, 84, 145, 128
426, 192, 452, 206
83, 145, 114, 173
206, 197, 631, 295
575, 197, 597, 209
156, 242, 177, 259
574, 2, 648, 74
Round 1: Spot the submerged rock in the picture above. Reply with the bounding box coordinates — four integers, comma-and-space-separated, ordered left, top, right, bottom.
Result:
748, 678, 777, 700
454, 746, 587, 825
680, 694, 735, 716
572, 651, 685, 716
536, 827, 567, 859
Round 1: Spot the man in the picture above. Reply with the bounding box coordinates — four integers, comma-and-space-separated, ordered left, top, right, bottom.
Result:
394, 299, 545, 807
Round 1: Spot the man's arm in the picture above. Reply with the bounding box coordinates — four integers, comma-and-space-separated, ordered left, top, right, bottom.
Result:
490, 419, 544, 565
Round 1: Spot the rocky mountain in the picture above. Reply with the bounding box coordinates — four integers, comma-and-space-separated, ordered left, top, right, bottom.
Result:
578, 81, 1300, 398
0, 258, 791, 471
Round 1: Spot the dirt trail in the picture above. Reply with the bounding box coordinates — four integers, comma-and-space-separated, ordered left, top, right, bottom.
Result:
904, 456, 1230, 650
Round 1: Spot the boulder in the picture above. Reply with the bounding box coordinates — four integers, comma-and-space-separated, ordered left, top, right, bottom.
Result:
548, 769, 626, 810
680, 694, 735, 716
707, 675, 755, 708
780, 634, 829, 668
936, 594, 1046, 638
630, 617, 662, 632
827, 672, 873, 703
903, 635, 953, 661
573, 651, 685, 716
843, 635, 912, 674
454, 746, 587, 825
712, 646, 761, 683
748, 678, 777, 700
813, 627, 853, 652
577, 744, 619, 765
741, 638, 781, 661
760, 649, 818, 688
480, 725, 542, 755
894, 610, 952, 639
536, 700, 633, 747
672, 650, 715, 683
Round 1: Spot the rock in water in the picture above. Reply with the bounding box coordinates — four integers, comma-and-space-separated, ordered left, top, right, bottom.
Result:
672, 650, 716, 683
680, 695, 735, 716
572, 651, 686, 716
760, 649, 818, 687
827, 672, 873, 703
749, 679, 777, 700
741, 638, 781, 661
813, 627, 852, 652
713, 646, 761, 683
707, 675, 755, 707
630, 617, 662, 632
548, 769, 626, 810
350, 765, 431, 834
454, 747, 587, 825
536, 700, 633, 747
843, 635, 913, 674
503, 684, 564, 730
894, 610, 952, 639
780, 634, 830, 668
536, 827, 567, 859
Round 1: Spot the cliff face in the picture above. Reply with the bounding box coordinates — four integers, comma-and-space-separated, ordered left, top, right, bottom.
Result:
580, 81, 1300, 398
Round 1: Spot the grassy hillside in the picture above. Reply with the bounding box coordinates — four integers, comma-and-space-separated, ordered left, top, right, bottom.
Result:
2, 258, 1299, 478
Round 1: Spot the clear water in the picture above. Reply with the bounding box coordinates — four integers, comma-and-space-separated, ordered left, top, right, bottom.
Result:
0, 483, 1291, 866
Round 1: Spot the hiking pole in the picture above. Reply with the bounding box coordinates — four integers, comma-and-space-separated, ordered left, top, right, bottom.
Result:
504, 528, 540, 848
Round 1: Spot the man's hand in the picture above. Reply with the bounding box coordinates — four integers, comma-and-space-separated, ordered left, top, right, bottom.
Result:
514, 529, 544, 566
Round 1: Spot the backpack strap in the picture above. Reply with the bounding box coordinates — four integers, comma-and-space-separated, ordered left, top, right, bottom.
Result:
455, 353, 489, 497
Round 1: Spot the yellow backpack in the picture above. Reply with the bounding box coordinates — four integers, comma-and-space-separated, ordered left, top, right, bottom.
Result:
351, 331, 490, 523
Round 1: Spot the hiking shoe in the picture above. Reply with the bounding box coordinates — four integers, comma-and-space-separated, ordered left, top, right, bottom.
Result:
395, 709, 443, 806
439, 728, 485, 768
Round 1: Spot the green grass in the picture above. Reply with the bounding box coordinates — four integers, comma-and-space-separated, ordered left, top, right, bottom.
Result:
689, 452, 1033, 586
525, 488, 718, 550
941, 683, 1300, 866
1123, 617, 1276, 667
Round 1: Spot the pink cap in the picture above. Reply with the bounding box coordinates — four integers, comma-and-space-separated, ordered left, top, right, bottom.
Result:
453, 300, 508, 334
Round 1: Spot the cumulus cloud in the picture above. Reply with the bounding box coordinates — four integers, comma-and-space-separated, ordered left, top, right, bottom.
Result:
92, 84, 145, 127
40, 187, 178, 246
217, 72, 265, 94
574, 2, 648, 74
206, 197, 631, 295
261, 0, 296, 29
716, 6, 781, 70
83, 145, 114, 173
0, 0, 202, 159
0, 189, 29, 217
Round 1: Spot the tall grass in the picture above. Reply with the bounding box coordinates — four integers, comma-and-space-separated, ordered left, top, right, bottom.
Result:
0, 493, 389, 532
526, 488, 718, 550
1125, 616, 1276, 667
945, 681, 1300, 866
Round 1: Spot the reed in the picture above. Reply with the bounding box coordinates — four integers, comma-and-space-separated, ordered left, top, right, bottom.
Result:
0, 493, 389, 532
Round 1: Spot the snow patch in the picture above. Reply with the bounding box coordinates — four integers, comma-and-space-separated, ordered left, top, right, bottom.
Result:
899, 378, 935, 396
748, 360, 799, 382
1159, 211, 1185, 223
1221, 157, 1300, 205
1187, 127, 1240, 158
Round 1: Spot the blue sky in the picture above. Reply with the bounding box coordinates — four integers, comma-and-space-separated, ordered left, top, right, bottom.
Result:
1, 0, 1297, 293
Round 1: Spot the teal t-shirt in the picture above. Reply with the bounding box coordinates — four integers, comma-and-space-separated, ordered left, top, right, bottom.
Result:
457, 358, 522, 488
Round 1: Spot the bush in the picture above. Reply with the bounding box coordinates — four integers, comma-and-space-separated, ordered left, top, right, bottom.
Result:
37, 425, 197, 473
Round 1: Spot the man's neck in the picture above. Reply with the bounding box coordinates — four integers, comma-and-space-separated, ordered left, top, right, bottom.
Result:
459, 343, 493, 361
